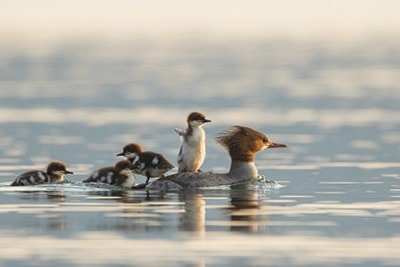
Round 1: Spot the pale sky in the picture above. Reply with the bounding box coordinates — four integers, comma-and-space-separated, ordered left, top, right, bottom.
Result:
1, 0, 400, 42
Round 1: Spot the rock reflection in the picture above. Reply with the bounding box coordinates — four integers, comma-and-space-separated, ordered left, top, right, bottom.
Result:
179, 193, 206, 235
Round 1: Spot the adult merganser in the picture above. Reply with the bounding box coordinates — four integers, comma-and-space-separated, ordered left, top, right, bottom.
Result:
10, 161, 73, 186
147, 126, 287, 191
174, 111, 211, 173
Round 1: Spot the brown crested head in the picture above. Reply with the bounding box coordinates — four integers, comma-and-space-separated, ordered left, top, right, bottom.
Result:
47, 161, 73, 175
187, 111, 211, 124
116, 143, 143, 157
216, 126, 287, 162
114, 160, 133, 172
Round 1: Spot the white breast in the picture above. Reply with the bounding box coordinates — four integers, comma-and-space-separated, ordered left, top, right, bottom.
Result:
178, 127, 206, 172
120, 171, 136, 187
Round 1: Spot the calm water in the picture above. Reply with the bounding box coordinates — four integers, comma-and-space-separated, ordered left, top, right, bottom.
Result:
0, 39, 400, 266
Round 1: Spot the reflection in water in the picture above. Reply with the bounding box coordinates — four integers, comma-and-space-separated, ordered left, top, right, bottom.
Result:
229, 190, 266, 233
7, 190, 68, 231
37, 213, 65, 231
1, 35, 400, 266
177, 188, 267, 235
179, 193, 206, 235
46, 190, 66, 202
45, 190, 66, 230
230, 190, 260, 209
13, 189, 66, 202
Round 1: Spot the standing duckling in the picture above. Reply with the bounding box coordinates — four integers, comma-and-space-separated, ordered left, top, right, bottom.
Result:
82, 160, 136, 188
10, 161, 73, 186
117, 143, 174, 184
174, 111, 211, 173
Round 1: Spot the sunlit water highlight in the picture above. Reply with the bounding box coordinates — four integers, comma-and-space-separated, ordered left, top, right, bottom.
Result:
0, 38, 400, 266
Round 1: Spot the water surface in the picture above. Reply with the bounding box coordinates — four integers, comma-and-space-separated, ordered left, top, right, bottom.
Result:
0, 38, 400, 266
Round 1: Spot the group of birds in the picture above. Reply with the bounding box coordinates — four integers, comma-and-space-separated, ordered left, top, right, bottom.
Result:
10, 111, 212, 188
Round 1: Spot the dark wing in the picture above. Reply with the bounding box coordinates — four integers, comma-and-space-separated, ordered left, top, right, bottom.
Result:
10, 171, 48, 186
83, 166, 114, 183
142, 152, 174, 169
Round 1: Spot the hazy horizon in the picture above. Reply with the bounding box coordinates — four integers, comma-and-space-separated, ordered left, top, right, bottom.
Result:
2, 0, 400, 45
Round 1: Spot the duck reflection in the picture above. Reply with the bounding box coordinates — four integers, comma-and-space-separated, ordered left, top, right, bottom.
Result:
230, 190, 260, 209
179, 193, 206, 235
15, 189, 66, 201
229, 189, 267, 233
86, 189, 156, 203
42, 213, 66, 231
46, 190, 66, 202
42, 190, 67, 230
14, 190, 67, 231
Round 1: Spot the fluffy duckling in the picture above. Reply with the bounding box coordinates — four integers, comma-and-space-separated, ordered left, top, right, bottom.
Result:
10, 161, 73, 186
83, 160, 136, 188
174, 111, 211, 173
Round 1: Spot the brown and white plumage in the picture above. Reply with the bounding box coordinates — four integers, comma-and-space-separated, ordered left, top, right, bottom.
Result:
147, 126, 287, 191
175, 111, 211, 173
83, 160, 136, 188
117, 143, 174, 184
10, 161, 73, 186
